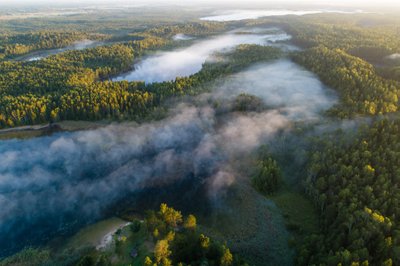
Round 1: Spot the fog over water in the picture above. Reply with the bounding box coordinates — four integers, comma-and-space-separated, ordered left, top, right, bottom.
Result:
172, 34, 194, 41
113, 29, 291, 83
21, 40, 102, 61
387, 53, 400, 60
0, 27, 338, 257
213, 60, 336, 120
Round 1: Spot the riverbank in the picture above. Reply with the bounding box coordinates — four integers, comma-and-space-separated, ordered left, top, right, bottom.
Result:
0, 120, 108, 140
65, 217, 131, 250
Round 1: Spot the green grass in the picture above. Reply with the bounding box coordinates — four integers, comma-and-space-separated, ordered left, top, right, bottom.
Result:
0, 248, 50, 266
270, 189, 319, 237
199, 177, 295, 266
0, 130, 44, 140
0, 120, 107, 140
63, 218, 152, 265
111, 221, 152, 266
66, 217, 128, 250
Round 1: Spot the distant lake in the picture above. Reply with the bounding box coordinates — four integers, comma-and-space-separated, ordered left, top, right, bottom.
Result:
200, 9, 364, 21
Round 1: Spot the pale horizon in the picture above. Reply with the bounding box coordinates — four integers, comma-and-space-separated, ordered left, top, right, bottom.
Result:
1, 0, 400, 8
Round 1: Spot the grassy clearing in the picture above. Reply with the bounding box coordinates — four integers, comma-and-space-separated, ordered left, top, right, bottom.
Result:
111, 222, 152, 266
0, 120, 108, 140
270, 188, 319, 241
56, 120, 109, 131
62, 217, 151, 265
198, 151, 319, 266
200, 173, 294, 266
66, 217, 128, 250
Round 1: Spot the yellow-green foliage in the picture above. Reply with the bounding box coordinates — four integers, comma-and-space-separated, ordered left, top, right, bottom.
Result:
300, 119, 400, 265
293, 46, 399, 117
144, 204, 246, 266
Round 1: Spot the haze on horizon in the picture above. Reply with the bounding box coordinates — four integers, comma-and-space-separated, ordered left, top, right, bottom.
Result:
1, 0, 400, 8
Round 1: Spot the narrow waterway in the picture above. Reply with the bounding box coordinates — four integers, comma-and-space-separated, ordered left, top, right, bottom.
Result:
16, 40, 103, 61
113, 28, 291, 83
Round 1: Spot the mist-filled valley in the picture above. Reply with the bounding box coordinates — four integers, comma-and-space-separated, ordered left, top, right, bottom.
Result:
113, 28, 291, 83
1, 2, 400, 266
0, 51, 337, 260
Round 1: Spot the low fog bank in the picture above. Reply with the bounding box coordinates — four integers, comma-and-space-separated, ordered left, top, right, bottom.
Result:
0, 105, 289, 256
113, 29, 291, 83
387, 53, 400, 60
212, 60, 337, 120
200, 9, 364, 21
173, 34, 194, 41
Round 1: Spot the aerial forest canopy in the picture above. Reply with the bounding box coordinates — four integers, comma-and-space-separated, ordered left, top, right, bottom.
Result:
299, 118, 400, 266
1, 5, 400, 266
247, 14, 400, 118
2, 14, 399, 128
0, 32, 108, 59
0, 41, 281, 128
293, 46, 399, 117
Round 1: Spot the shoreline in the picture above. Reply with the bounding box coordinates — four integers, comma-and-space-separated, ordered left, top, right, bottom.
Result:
0, 123, 55, 133
0, 120, 108, 140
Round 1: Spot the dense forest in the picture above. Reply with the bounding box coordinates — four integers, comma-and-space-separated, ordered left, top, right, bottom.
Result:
242, 13, 400, 266
264, 14, 400, 118
288, 20, 400, 55
293, 46, 399, 117
296, 118, 400, 266
0, 21, 238, 129
0, 44, 281, 128
0, 31, 108, 59
273, 16, 400, 265
0, 22, 228, 60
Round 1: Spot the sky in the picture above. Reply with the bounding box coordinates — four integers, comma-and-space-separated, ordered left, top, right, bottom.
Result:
1, 0, 400, 8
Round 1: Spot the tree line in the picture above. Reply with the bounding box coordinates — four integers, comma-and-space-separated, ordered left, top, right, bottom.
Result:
0, 31, 108, 59
278, 15, 400, 60
0, 22, 229, 60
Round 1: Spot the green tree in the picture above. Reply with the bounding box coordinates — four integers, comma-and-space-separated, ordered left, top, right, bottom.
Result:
252, 156, 282, 194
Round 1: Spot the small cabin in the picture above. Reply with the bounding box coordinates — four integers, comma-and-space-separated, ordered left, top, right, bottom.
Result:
130, 248, 138, 258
